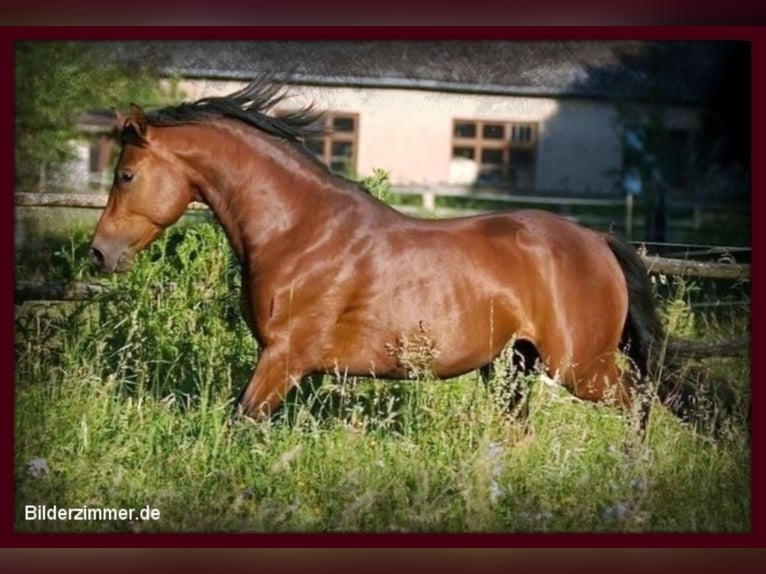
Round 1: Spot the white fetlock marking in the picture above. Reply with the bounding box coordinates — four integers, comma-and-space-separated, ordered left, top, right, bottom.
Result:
539, 372, 560, 389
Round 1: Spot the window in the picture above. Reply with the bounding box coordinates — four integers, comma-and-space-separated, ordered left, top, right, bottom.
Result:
452, 119, 537, 189
87, 134, 115, 189
78, 110, 119, 189
305, 112, 359, 176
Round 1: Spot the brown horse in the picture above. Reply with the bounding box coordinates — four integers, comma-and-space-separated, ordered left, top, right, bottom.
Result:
90, 80, 667, 428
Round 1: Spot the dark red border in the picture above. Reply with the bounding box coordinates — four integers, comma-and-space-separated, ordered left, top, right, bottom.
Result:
4, 26, 766, 41
3, 25, 763, 552
0, 548, 764, 574
1, 0, 766, 26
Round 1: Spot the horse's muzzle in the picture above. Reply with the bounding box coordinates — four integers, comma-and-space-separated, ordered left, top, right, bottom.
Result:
89, 243, 128, 273
89, 245, 106, 269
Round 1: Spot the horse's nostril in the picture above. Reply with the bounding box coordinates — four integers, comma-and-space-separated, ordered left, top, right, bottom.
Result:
89, 246, 105, 268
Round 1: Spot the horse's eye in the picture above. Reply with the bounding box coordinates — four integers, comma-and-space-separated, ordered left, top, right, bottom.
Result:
117, 170, 134, 184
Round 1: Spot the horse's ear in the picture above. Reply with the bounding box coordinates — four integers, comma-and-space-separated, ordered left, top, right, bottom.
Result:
124, 103, 148, 136
111, 107, 125, 129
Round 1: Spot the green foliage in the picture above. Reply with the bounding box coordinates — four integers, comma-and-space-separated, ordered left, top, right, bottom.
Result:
16, 223, 254, 401
361, 168, 395, 204
14, 223, 750, 533
656, 274, 700, 339
14, 42, 175, 191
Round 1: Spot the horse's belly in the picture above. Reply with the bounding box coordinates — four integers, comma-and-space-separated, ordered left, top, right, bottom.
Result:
321, 309, 519, 381
316, 247, 527, 379
319, 347, 481, 381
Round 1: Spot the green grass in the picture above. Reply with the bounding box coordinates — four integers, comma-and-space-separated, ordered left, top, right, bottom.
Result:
14, 224, 750, 533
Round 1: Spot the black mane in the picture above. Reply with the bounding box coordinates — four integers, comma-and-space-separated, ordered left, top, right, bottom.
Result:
122, 78, 372, 193
140, 78, 325, 142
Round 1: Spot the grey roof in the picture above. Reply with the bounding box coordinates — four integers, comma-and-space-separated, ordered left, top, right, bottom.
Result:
93, 40, 743, 105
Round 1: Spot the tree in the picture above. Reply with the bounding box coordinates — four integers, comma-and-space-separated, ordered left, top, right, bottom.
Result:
14, 42, 176, 191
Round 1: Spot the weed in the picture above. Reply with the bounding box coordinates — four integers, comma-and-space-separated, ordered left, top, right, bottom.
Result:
14, 223, 750, 533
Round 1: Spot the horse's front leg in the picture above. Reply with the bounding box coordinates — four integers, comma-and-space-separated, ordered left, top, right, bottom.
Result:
235, 346, 306, 419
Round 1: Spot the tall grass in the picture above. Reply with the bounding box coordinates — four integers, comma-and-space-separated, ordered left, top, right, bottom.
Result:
14, 224, 750, 533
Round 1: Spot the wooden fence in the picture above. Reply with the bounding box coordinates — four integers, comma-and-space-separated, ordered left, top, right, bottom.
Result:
15, 188, 741, 233
16, 187, 743, 226
15, 192, 207, 212
14, 192, 750, 304
640, 256, 749, 281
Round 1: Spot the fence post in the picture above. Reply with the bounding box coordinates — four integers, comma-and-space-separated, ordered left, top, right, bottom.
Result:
625, 193, 634, 239
422, 190, 436, 212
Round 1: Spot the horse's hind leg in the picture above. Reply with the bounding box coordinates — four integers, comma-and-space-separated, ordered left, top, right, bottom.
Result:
571, 354, 651, 440
480, 340, 539, 426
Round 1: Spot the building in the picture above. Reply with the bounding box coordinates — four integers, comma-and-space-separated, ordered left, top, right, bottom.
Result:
82, 40, 748, 203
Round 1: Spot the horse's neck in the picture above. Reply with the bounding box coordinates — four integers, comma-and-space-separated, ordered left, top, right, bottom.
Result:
183, 126, 360, 264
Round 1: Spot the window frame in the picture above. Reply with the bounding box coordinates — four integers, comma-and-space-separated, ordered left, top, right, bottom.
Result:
452, 119, 538, 187
307, 111, 360, 176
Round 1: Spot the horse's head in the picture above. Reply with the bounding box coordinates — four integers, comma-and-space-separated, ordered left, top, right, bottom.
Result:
89, 105, 198, 272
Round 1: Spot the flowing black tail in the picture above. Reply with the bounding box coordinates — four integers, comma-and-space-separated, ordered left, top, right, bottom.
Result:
605, 234, 665, 383
605, 234, 747, 432
605, 234, 699, 424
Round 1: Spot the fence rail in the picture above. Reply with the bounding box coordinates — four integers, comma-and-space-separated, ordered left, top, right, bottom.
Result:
18, 186, 750, 255
641, 256, 750, 280
15, 191, 750, 303
14, 192, 208, 211
392, 186, 629, 208
15, 189, 740, 214
15, 255, 750, 304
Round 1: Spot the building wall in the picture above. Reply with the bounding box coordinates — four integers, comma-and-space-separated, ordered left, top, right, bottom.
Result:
175, 79, 701, 194
536, 100, 621, 193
